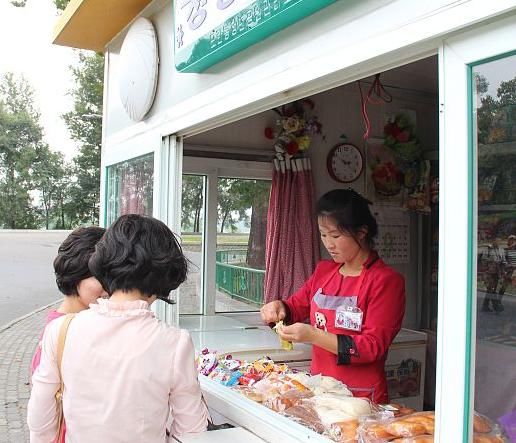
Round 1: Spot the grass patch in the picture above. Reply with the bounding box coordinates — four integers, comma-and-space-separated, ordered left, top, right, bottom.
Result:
181, 234, 249, 245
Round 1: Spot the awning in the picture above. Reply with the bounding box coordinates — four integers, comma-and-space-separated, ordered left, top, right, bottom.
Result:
52, 0, 153, 52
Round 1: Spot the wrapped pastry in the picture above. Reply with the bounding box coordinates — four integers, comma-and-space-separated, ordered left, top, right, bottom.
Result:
473, 434, 504, 443
360, 422, 396, 440
385, 420, 427, 438
391, 436, 434, 442
284, 403, 326, 434
232, 386, 264, 403
402, 413, 435, 434
473, 412, 493, 434
264, 388, 313, 412
327, 419, 359, 442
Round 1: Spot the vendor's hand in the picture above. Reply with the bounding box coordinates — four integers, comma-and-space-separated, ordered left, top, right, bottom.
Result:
278, 322, 317, 344
260, 301, 287, 324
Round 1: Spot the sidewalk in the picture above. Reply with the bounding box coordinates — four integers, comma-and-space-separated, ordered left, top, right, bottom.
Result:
0, 303, 58, 443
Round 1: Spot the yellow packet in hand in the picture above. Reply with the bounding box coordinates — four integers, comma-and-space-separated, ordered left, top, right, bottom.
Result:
273, 320, 293, 351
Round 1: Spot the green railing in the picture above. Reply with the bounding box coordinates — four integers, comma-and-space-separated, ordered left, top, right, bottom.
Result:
215, 249, 248, 264
215, 253, 265, 306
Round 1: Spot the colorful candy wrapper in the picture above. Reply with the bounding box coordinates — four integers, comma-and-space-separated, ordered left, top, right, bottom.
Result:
274, 320, 294, 351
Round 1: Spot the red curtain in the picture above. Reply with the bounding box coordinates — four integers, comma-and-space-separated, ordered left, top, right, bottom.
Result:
264, 158, 320, 303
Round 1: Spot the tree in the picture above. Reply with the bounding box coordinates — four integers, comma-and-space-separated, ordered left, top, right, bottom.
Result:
182, 175, 204, 232
31, 145, 70, 229
0, 74, 42, 229
62, 51, 104, 225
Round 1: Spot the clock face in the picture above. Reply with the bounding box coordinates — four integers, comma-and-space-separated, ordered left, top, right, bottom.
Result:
327, 143, 363, 183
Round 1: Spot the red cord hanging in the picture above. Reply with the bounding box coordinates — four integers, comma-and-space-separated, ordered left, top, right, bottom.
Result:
358, 74, 393, 141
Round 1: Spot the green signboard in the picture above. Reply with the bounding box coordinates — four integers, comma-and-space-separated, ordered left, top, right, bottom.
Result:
174, 0, 338, 73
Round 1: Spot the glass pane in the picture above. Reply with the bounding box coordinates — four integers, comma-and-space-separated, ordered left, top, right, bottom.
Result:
106, 153, 154, 225
215, 178, 271, 312
473, 54, 516, 433
180, 174, 206, 315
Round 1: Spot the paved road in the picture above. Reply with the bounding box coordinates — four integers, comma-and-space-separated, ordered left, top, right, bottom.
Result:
0, 231, 70, 328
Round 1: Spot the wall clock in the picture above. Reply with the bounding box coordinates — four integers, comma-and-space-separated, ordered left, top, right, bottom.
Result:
326, 143, 364, 183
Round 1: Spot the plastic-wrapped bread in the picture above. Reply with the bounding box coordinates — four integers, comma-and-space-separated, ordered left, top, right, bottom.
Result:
265, 388, 313, 412
402, 413, 435, 434
391, 436, 434, 442
385, 420, 427, 438
473, 434, 504, 443
284, 403, 326, 434
361, 422, 396, 440
473, 413, 493, 434
327, 419, 359, 442
312, 394, 372, 426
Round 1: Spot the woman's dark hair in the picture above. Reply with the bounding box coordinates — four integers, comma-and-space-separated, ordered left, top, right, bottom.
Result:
54, 226, 106, 296
316, 188, 378, 248
88, 214, 187, 302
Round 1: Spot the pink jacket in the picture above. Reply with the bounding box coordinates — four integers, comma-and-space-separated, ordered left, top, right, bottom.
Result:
27, 299, 208, 442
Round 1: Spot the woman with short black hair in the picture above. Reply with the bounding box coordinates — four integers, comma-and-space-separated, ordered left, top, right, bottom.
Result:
28, 214, 208, 442
261, 188, 406, 404
30, 226, 107, 377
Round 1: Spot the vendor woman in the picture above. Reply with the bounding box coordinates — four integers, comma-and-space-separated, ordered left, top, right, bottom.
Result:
261, 188, 405, 404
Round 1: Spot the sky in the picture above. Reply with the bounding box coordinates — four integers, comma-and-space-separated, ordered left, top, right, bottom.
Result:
0, 0, 78, 160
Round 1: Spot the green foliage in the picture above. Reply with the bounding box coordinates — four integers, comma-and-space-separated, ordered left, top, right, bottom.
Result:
182, 175, 204, 232
62, 52, 104, 226
0, 74, 42, 228
54, 0, 70, 11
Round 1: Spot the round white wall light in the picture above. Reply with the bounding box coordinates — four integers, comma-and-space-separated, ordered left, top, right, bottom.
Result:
119, 17, 159, 122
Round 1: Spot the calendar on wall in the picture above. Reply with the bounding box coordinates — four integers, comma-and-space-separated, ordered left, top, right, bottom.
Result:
372, 207, 410, 264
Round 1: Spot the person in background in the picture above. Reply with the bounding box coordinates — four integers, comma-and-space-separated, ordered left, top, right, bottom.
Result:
30, 226, 106, 377
260, 189, 405, 404
480, 237, 506, 313
27, 214, 208, 442
497, 234, 516, 312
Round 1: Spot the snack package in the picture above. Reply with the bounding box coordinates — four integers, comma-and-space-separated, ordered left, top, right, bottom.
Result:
196, 348, 219, 376
274, 320, 294, 351
472, 433, 505, 443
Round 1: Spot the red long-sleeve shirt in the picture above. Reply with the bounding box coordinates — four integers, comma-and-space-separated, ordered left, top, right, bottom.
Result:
283, 252, 405, 403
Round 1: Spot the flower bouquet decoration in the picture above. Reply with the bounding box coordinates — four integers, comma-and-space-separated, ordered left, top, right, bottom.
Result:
383, 113, 421, 165
264, 99, 323, 160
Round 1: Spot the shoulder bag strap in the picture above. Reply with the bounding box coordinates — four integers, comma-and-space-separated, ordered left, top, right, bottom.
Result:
57, 314, 76, 379
54, 314, 75, 443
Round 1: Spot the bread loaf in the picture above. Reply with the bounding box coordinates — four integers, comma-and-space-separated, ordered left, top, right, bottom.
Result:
386, 420, 427, 437
473, 414, 493, 433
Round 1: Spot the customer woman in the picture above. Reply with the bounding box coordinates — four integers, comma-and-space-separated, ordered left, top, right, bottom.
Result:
261, 189, 405, 404
28, 214, 208, 442
30, 226, 106, 377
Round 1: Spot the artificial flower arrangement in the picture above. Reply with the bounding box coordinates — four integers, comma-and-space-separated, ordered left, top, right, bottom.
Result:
264, 99, 323, 160
369, 112, 431, 213
383, 113, 421, 164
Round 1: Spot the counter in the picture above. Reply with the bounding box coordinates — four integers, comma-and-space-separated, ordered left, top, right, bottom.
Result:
181, 315, 427, 440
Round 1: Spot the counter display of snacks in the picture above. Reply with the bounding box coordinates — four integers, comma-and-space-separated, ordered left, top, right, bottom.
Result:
196, 350, 508, 443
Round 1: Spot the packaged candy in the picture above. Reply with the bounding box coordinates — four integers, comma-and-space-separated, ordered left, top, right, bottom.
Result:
196, 348, 218, 376
273, 320, 294, 351
221, 354, 242, 371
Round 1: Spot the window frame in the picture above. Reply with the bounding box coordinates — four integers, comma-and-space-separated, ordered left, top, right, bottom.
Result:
182, 155, 272, 315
